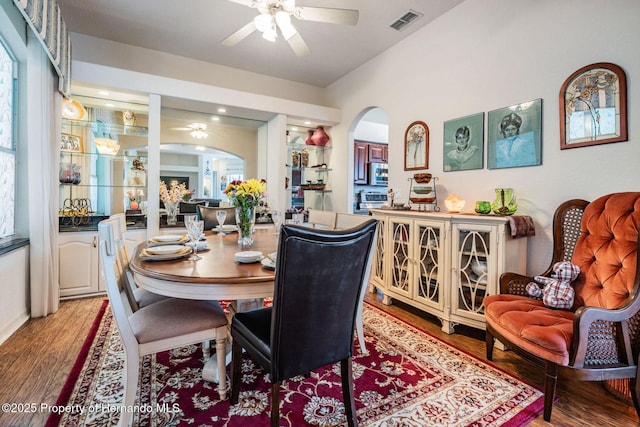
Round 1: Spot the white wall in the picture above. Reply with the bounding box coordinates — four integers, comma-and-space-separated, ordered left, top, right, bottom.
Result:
326, 0, 640, 274
70, 33, 327, 105
0, 247, 30, 344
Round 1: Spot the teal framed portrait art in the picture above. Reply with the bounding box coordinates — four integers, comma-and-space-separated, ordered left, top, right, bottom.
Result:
487, 99, 542, 169
443, 112, 484, 172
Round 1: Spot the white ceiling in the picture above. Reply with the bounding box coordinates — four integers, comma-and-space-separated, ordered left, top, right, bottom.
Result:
56, 0, 464, 88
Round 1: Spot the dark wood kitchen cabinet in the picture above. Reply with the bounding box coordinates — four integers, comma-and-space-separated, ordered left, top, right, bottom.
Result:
368, 142, 388, 163
354, 141, 368, 184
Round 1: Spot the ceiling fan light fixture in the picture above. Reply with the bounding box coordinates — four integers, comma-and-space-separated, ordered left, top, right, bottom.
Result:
189, 123, 208, 139
253, 13, 272, 33
281, 0, 296, 11
190, 130, 208, 139
275, 10, 291, 26
262, 26, 277, 42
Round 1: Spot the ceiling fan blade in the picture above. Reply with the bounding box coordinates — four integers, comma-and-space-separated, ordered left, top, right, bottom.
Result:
227, 0, 253, 6
287, 32, 311, 58
295, 7, 359, 25
221, 21, 257, 46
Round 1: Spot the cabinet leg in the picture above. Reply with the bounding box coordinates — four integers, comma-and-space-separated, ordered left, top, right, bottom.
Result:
440, 319, 456, 334
381, 294, 393, 305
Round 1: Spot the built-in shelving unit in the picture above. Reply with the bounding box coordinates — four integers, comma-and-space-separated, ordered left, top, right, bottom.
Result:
286, 133, 332, 210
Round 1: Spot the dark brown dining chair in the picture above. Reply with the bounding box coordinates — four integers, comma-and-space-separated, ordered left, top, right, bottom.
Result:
484, 193, 640, 422
197, 205, 236, 230
230, 219, 378, 427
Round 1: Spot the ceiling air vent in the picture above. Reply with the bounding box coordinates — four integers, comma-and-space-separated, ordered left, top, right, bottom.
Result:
390, 10, 423, 31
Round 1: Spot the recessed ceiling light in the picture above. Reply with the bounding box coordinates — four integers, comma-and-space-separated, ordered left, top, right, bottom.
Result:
105, 103, 114, 107
98, 90, 109, 96
217, 108, 227, 113
290, 127, 298, 132
304, 121, 311, 125
195, 146, 206, 151
211, 116, 220, 121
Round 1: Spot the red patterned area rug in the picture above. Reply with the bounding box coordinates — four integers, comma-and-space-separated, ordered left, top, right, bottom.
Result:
47, 300, 543, 426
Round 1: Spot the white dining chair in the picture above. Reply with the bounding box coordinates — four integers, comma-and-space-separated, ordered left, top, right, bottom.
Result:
98, 220, 229, 427
108, 214, 167, 310
336, 212, 371, 230
306, 209, 337, 230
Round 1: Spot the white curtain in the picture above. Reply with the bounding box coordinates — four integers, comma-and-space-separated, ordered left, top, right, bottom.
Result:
27, 31, 60, 317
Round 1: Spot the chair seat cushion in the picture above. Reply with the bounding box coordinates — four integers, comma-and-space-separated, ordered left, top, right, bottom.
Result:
133, 287, 169, 308
484, 294, 575, 365
232, 308, 272, 363
130, 299, 227, 344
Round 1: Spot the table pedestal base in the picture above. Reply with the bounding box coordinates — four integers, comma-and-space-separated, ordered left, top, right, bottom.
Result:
203, 342, 232, 383
201, 298, 265, 384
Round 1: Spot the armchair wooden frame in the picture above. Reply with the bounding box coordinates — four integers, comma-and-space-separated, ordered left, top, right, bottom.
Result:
485, 196, 640, 422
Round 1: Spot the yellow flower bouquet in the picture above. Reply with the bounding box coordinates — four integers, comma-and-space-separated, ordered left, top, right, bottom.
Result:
224, 178, 267, 247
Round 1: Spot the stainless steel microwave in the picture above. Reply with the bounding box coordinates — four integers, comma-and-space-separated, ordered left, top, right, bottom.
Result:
368, 162, 388, 186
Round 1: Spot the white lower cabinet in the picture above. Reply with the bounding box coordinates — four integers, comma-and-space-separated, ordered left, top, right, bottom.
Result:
370, 210, 527, 333
58, 231, 102, 298
58, 228, 147, 298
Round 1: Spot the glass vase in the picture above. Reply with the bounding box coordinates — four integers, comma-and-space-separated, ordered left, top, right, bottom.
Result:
165, 201, 179, 226
235, 205, 256, 248
491, 188, 518, 215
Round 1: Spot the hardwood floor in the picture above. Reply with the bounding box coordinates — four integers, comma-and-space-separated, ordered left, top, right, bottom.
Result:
0, 292, 637, 426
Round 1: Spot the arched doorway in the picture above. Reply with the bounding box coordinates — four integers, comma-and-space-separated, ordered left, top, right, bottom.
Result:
348, 107, 389, 213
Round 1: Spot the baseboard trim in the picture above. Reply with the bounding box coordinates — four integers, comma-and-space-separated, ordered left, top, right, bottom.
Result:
0, 312, 30, 346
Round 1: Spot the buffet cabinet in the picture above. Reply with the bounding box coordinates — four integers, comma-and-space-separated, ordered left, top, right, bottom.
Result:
370, 209, 527, 333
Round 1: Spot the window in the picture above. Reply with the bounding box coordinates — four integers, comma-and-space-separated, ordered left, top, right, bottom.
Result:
0, 37, 16, 238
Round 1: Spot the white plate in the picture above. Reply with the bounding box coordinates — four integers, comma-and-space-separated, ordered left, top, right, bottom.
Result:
235, 250, 263, 263
140, 246, 192, 261
145, 244, 186, 255
151, 234, 184, 243
261, 257, 276, 270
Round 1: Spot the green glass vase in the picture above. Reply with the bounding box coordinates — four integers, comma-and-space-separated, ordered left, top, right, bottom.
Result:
491, 188, 517, 215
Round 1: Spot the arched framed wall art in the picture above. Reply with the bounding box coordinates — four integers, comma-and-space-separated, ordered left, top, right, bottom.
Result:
404, 121, 429, 171
560, 62, 627, 149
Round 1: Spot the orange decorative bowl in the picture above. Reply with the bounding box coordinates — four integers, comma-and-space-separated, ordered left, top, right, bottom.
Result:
413, 173, 432, 183
410, 197, 436, 204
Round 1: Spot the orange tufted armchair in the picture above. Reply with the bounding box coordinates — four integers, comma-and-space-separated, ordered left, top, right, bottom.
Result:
484, 192, 640, 421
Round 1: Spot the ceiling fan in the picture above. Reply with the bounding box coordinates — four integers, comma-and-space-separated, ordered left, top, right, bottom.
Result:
222, 0, 359, 57
169, 123, 223, 139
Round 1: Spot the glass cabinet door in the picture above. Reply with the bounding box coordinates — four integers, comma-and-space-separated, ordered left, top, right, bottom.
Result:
412, 220, 445, 311
451, 223, 496, 322
388, 218, 411, 297
371, 217, 386, 286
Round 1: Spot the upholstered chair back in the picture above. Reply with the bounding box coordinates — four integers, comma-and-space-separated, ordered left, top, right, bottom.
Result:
571, 192, 640, 310
270, 219, 378, 382
197, 205, 236, 229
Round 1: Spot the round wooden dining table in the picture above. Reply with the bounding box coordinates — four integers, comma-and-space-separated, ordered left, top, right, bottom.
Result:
129, 227, 278, 382
130, 227, 277, 301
